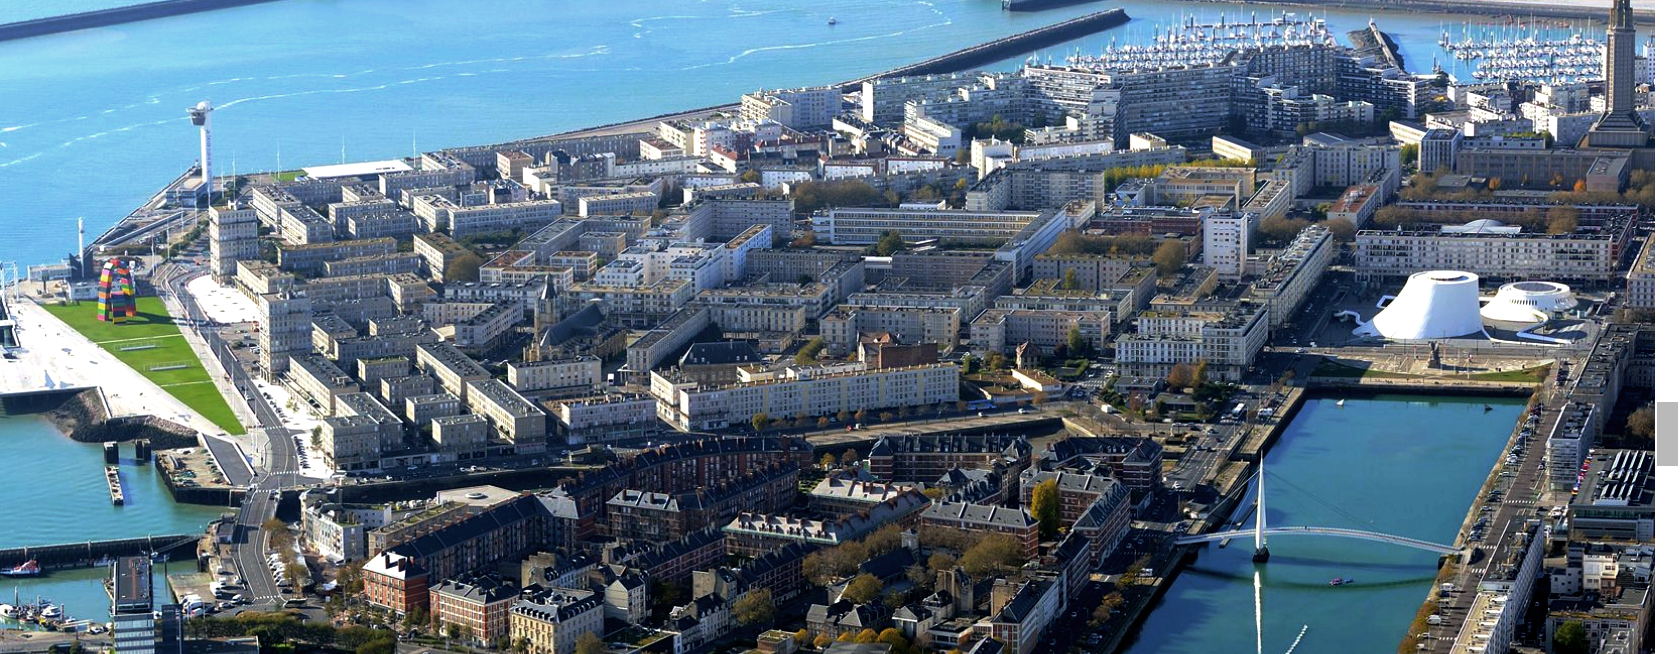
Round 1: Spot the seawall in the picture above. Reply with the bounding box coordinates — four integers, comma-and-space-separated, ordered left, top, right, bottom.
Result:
0, 534, 200, 571
838, 7, 1132, 90
0, 0, 286, 43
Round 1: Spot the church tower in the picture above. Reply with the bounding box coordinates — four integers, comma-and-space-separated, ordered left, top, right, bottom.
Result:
1583, 0, 1650, 148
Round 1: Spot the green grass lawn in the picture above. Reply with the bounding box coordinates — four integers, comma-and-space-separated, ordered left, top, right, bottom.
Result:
1310, 359, 1419, 380
41, 297, 245, 434
1467, 365, 1551, 383
274, 170, 304, 182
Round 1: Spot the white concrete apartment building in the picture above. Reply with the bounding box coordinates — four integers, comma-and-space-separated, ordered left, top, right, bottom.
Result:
994, 281, 1136, 325
740, 86, 841, 130
445, 199, 564, 236
1201, 213, 1250, 279
902, 111, 964, 158
813, 207, 1041, 245
578, 191, 659, 218
257, 292, 312, 377
1114, 303, 1269, 382
208, 205, 259, 281
1625, 236, 1654, 310
1030, 254, 1138, 291
507, 356, 603, 392
464, 378, 546, 454
649, 363, 960, 432
1354, 225, 1623, 282
819, 305, 963, 354
969, 309, 1111, 354
861, 72, 991, 125
543, 393, 660, 445
416, 341, 493, 398
1246, 225, 1332, 329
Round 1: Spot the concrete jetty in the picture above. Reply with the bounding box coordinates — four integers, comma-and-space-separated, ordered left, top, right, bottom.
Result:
0, 0, 286, 43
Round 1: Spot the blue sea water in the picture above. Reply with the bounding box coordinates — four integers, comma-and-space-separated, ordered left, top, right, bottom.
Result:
0, 0, 1513, 268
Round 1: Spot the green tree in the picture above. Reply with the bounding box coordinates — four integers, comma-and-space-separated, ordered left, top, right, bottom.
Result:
444, 622, 464, 642
575, 632, 607, 654
874, 230, 905, 257
1152, 240, 1186, 275
732, 588, 776, 628
1546, 206, 1581, 234
740, 169, 763, 184
796, 337, 826, 364
1061, 270, 1079, 290
820, 453, 838, 469
1067, 326, 1086, 358
443, 252, 485, 283
1323, 218, 1356, 242
1166, 362, 1195, 390
751, 413, 771, 433
863, 524, 904, 556
1399, 143, 1419, 167
284, 563, 310, 594
841, 573, 884, 603
1030, 479, 1062, 540
959, 534, 1026, 577
1627, 405, 1655, 440
1552, 620, 1588, 654
927, 552, 956, 571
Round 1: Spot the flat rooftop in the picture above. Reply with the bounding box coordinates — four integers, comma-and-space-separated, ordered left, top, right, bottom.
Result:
301, 160, 413, 179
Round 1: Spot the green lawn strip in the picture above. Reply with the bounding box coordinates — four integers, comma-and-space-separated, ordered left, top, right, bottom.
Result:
41, 297, 183, 343
162, 381, 245, 435
1310, 359, 1420, 379
40, 298, 245, 435
1466, 366, 1549, 383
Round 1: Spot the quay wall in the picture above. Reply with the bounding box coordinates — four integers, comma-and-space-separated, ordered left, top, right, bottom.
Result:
0, 0, 286, 43
0, 534, 199, 571
0, 387, 93, 417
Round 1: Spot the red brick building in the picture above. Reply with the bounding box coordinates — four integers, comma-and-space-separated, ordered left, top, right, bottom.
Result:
363, 551, 430, 616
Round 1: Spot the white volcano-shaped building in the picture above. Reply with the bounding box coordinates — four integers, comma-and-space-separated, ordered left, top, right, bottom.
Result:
1355, 270, 1485, 340
1480, 281, 1577, 329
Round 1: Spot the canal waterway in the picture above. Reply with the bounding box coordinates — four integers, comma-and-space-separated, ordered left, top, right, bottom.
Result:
1123, 393, 1525, 654
0, 0, 1600, 269
0, 416, 224, 550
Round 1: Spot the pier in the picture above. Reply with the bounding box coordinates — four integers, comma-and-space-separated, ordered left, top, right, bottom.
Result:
0, 534, 199, 572
105, 465, 125, 506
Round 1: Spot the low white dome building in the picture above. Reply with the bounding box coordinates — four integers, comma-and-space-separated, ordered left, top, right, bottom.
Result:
1355, 270, 1485, 340
1480, 281, 1577, 329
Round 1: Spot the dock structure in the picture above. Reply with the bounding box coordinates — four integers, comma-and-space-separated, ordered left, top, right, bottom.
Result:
106, 465, 125, 506
0, 534, 199, 572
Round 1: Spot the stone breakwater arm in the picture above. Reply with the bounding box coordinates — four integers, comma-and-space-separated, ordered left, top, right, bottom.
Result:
0, 0, 287, 43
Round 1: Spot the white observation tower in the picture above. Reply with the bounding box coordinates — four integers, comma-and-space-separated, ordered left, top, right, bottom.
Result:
187, 101, 213, 203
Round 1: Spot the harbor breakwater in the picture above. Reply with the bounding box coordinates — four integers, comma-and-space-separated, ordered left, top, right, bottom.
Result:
0, 0, 286, 43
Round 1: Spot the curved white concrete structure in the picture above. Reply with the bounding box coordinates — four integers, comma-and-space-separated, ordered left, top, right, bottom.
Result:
1354, 270, 1484, 340
1481, 281, 1577, 329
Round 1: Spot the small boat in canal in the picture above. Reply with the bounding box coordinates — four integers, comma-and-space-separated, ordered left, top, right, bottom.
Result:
0, 561, 40, 577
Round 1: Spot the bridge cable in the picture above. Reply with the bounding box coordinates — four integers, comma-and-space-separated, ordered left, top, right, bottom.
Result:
1264, 470, 1378, 528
